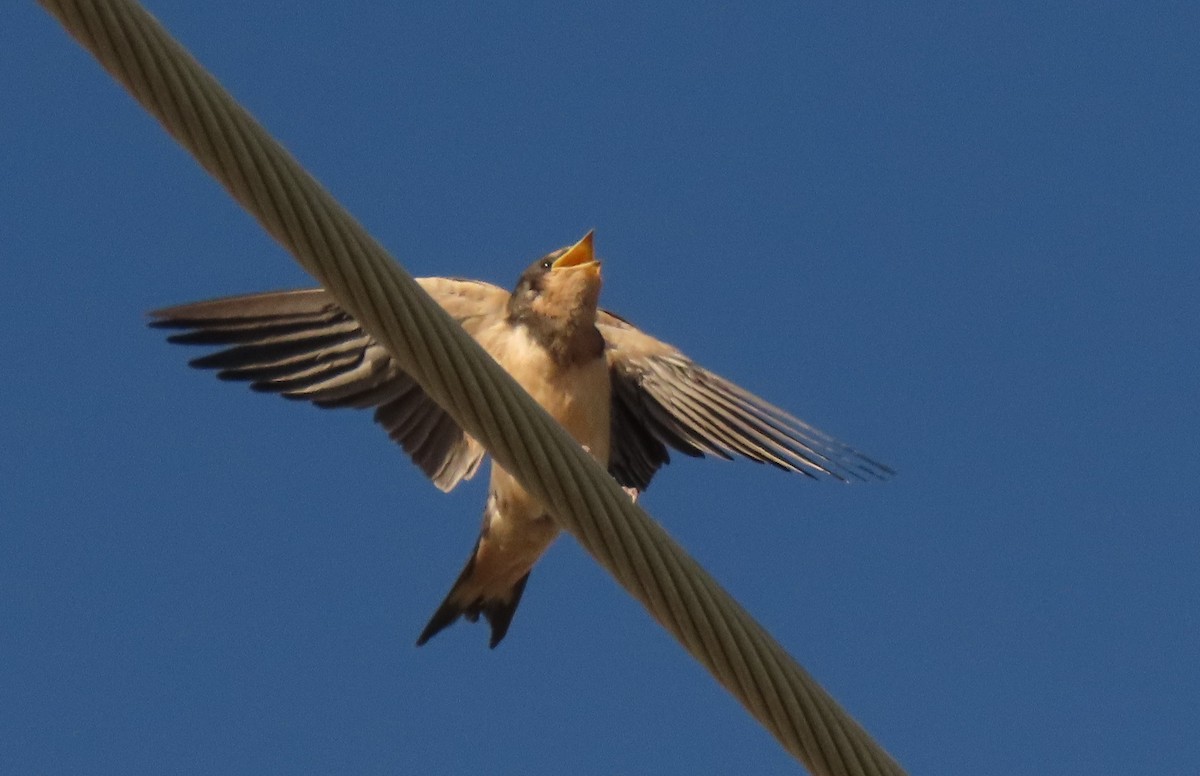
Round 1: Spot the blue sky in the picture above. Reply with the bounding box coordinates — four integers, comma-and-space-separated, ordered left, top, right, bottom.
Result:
4, 2, 1198, 773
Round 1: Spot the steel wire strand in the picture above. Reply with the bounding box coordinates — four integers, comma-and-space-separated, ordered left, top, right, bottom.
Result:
39, 2, 906, 773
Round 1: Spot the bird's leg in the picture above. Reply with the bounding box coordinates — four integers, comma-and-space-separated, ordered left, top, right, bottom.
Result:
580, 445, 639, 503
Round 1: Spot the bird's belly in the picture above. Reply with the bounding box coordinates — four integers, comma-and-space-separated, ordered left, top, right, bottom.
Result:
472, 324, 612, 586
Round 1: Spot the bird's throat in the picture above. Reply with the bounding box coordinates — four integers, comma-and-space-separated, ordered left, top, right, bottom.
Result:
514, 314, 604, 368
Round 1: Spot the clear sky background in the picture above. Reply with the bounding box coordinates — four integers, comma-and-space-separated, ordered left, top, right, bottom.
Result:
3, 2, 1198, 774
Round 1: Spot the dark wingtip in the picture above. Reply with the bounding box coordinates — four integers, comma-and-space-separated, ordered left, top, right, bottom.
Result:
147, 311, 184, 329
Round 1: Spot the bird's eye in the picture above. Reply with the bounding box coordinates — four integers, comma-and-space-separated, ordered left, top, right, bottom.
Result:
540, 259, 553, 270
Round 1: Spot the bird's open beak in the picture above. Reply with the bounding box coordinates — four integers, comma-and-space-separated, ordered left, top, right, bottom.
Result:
552, 230, 600, 273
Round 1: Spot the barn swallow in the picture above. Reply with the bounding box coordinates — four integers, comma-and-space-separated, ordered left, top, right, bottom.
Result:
150, 232, 892, 648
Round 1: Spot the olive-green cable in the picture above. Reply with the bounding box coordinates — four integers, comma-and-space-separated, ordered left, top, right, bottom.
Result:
39, 1, 906, 773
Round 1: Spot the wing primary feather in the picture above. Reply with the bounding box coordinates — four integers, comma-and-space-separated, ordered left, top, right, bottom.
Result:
214, 344, 363, 385
659, 368, 841, 478
152, 285, 503, 494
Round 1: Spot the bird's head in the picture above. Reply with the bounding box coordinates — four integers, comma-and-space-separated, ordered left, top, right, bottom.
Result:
507, 230, 603, 328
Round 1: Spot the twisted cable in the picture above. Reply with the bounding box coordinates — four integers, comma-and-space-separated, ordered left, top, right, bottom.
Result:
39, 2, 905, 772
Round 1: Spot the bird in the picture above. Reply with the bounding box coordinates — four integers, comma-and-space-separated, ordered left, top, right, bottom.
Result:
149, 231, 892, 648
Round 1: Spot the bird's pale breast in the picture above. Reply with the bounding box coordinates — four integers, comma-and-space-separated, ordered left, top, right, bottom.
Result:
464, 321, 611, 588
482, 321, 612, 466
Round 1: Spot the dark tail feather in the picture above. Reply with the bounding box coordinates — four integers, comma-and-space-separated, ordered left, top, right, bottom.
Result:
415, 553, 532, 649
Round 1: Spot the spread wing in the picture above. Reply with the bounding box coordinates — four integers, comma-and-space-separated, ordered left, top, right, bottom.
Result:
153, 283, 891, 495
149, 279, 508, 492
599, 311, 893, 492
